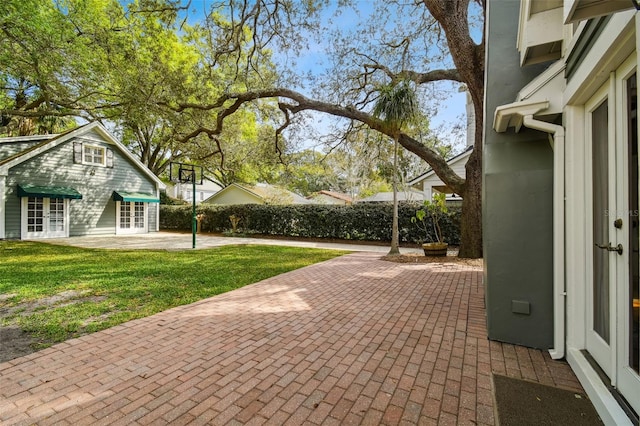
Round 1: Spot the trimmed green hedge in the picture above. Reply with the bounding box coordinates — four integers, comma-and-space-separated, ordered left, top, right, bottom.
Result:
160, 202, 461, 245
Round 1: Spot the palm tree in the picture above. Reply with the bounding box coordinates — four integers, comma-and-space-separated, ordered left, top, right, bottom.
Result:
372, 79, 419, 255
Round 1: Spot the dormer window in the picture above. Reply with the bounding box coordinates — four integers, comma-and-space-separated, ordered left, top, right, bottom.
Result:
83, 144, 105, 166
73, 141, 113, 168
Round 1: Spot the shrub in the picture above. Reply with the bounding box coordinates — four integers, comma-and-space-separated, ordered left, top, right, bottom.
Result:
159, 202, 461, 245
160, 191, 188, 205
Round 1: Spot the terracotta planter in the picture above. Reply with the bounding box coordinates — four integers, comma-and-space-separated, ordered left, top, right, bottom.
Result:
422, 242, 448, 257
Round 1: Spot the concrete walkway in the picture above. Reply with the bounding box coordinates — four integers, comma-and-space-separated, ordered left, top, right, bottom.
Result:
40, 231, 425, 254
0, 237, 584, 425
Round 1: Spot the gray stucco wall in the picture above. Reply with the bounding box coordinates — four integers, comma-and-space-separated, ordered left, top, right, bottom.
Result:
4, 130, 158, 238
483, 0, 555, 348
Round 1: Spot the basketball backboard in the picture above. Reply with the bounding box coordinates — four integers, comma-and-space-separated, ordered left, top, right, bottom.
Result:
169, 162, 204, 185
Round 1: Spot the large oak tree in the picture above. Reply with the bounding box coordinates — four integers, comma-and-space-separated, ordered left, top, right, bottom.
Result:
165, 0, 485, 258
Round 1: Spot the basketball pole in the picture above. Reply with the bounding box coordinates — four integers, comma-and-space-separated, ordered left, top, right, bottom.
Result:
169, 161, 200, 249
192, 176, 196, 249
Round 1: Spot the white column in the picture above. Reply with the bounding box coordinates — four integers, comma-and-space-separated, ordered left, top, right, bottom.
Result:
564, 105, 587, 350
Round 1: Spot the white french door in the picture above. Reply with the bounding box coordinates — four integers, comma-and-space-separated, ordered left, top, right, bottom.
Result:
21, 197, 68, 239
116, 201, 147, 234
586, 55, 640, 414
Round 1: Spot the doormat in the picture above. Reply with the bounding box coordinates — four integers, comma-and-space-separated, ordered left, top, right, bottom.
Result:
493, 374, 603, 425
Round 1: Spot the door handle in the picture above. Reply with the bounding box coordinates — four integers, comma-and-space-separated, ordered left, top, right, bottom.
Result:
595, 243, 623, 255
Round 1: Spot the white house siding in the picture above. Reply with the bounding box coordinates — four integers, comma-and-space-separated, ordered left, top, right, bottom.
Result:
410, 151, 471, 200
168, 180, 222, 204
206, 188, 264, 205
5, 135, 157, 239
417, 153, 469, 199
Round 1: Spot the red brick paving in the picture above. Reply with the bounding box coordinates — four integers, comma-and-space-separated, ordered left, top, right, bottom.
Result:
0, 252, 582, 425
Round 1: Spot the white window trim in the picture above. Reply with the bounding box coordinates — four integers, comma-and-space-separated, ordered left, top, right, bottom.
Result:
82, 143, 106, 167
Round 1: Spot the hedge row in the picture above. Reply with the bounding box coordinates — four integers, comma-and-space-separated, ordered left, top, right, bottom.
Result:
160, 202, 461, 245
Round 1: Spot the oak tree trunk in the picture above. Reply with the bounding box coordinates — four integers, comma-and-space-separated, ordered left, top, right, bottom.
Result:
458, 145, 482, 258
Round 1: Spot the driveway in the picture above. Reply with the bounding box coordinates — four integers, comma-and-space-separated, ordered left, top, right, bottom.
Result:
0, 240, 586, 425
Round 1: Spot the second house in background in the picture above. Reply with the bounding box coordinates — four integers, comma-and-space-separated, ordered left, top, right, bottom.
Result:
203, 183, 310, 205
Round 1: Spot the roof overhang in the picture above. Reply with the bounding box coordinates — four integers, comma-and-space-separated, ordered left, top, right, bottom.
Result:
493, 60, 564, 133
518, 0, 563, 66
17, 184, 82, 200
564, 0, 634, 24
112, 191, 160, 203
494, 100, 551, 133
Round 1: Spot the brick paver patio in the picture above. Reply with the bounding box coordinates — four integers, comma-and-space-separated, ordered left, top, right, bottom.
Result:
0, 252, 583, 425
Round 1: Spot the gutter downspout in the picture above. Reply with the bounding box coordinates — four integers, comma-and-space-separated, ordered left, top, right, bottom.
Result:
523, 115, 566, 360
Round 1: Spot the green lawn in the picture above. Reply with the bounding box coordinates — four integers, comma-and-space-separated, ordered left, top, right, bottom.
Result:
0, 241, 346, 347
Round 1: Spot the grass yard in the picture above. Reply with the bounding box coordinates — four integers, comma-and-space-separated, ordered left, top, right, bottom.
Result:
0, 241, 346, 348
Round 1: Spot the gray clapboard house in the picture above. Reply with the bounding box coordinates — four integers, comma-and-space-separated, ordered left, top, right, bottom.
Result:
0, 122, 165, 240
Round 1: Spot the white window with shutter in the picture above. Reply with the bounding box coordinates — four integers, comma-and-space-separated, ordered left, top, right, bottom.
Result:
73, 141, 114, 168
83, 144, 105, 166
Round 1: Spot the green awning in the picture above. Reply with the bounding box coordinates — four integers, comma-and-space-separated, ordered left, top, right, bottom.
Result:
112, 191, 160, 203
17, 184, 82, 200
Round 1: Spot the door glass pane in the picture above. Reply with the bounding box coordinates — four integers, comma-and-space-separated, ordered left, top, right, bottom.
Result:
27, 197, 44, 232
134, 202, 144, 229
593, 100, 610, 344
49, 198, 64, 232
120, 202, 131, 229
627, 74, 639, 373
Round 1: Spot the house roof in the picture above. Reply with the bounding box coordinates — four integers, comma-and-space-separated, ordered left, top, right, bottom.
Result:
0, 122, 165, 189
0, 133, 57, 151
357, 189, 423, 203
408, 146, 473, 186
0, 128, 77, 166
309, 190, 353, 203
205, 183, 310, 204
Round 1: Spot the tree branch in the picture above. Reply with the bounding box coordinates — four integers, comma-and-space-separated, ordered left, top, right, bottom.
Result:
168, 87, 465, 192
364, 64, 462, 85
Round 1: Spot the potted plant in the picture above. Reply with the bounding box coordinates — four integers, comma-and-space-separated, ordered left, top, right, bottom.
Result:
411, 192, 449, 256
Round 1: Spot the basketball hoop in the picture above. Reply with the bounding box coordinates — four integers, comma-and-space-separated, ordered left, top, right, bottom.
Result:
169, 162, 203, 185
168, 162, 204, 248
